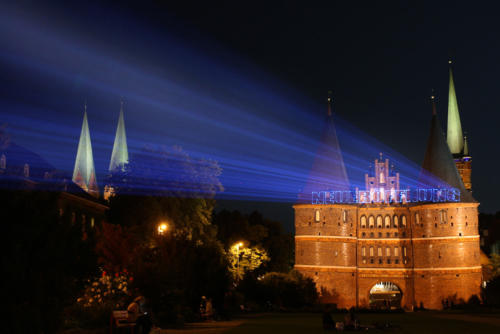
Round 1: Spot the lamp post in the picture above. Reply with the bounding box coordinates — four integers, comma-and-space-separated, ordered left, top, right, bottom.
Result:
234, 241, 244, 282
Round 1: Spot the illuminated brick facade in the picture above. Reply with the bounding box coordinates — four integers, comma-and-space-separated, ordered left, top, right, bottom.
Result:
294, 201, 481, 309
295, 152, 481, 312
454, 157, 472, 191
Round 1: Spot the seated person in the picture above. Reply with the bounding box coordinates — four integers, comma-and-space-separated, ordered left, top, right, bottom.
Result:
322, 310, 335, 330
127, 296, 152, 334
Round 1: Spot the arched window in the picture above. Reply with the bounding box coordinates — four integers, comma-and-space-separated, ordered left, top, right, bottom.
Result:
376, 215, 383, 228
386, 247, 391, 257
394, 246, 399, 257
403, 246, 407, 257
342, 210, 348, 223
23, 163, 29, 178
90, 217, 95, 228
369, 216, 375, 228
360, 215, 367, 228
401, 215, 407, 228
385, 215, 391, 228
369, 247, 374, 257
380, 172, 385, 184
0, 154, 5, 169
377, 247, 382, 257
393, 215, 399, 228
362, 247, 366, 257
415, 212, 420, 225
315, 210, 320, 222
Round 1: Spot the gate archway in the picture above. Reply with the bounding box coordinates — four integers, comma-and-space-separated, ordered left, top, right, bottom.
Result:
369, 282, 402, 309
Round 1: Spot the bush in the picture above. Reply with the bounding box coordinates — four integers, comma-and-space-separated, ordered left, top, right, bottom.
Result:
238, 270, 318, 310
483, 276, 500, 307
63, 270, 132, 329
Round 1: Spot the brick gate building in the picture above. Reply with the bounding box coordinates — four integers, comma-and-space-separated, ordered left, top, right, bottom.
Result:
294, 70, 481, 310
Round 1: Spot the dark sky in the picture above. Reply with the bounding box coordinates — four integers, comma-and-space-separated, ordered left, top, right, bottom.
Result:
1, 1, 499, 228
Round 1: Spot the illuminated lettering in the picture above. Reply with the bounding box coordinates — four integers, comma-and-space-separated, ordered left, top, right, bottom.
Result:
311, 188, 460, 204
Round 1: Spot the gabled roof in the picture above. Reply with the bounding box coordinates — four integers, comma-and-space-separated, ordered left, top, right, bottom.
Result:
298, 96, 350, 203
420, 99, 473, 202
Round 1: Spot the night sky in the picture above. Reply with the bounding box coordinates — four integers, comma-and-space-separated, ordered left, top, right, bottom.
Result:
1, 1, 499, 229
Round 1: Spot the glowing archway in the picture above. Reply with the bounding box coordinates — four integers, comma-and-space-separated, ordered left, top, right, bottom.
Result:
369, 281, 402, 309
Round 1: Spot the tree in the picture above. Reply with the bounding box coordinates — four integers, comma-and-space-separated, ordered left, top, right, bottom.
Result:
104, 145, 229, 323
107, 146, 223, 242
228, 242, 269, 280
238, 270, 318, 309
213, 210, 293, 273
490, 254, 500, 278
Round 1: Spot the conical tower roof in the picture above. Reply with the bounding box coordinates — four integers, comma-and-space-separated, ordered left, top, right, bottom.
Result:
447, 63, 464, 155
463, 136, 469, 156
420, 97, 472, 202
72, 106, 99, 197
109, 100, 129, 172
299, 94, 350, 203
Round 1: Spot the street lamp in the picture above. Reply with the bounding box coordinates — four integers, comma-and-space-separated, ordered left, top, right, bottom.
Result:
234, 241, 244, 281
157, 222, 168, 235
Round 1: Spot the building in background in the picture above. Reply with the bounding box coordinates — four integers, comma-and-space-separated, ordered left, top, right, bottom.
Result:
294, 75, 481, 309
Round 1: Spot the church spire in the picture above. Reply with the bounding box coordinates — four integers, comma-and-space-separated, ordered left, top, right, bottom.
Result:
299, 92, 350, 203
447, 60, 464, 155
431, 90, 437, 115
420, 96, 472, 202
463, 135, 469, 156
327, 90, 333, 116
109, 98, 129, 172
73, 103, 99, 197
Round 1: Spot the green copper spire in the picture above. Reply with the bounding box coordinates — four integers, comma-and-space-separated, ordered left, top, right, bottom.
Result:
73, 104, 99, 197
109, 99, 129, 172
447, 62, 464, 155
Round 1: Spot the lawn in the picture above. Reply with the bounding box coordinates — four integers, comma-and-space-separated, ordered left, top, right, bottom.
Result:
224, 311, 500, 334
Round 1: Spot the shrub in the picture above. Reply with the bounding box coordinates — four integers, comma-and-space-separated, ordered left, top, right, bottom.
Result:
239, 270, 318, 309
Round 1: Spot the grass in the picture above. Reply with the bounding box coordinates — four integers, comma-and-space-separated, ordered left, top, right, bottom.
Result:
224, 311, 500, 334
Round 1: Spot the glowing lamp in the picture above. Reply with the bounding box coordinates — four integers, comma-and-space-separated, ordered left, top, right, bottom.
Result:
157, 222, 168, 235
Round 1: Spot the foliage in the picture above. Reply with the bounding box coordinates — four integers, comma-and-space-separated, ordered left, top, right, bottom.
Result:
483, 275, 500, 307
129, 234, 230, 326
107, 146, 223, 243
108, 145, 223, 199
237, 270, 318, 309
95, 222, 136, 273
76, 269, 131, 308
63, 269, 132, 329
213, 210, 293, 273
490, 253, 500, 278
104, 146, 230, 324
228, 242, 269, 280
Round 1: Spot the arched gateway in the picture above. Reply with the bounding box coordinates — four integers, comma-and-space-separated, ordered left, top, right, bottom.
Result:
369, 282, 402, 309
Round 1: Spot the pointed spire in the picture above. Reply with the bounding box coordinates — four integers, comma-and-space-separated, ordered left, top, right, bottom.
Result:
73, 105, 99, 197
447, 60, 464, 155
420, 98, 472, 202
463, 135, 469, 156
430, 90, 437, 115
327, 90, 333, 116
299, 93, 350, 203
109, 98, 129, 172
